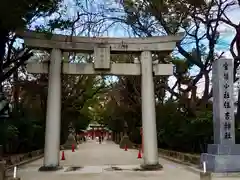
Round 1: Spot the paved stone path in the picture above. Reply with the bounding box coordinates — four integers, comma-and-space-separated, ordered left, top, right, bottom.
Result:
11, 140, 237, 180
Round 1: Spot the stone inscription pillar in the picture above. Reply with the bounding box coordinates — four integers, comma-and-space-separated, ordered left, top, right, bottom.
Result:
201, 59, 240, 172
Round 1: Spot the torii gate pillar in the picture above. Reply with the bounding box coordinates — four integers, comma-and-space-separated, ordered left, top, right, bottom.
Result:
39, 49, 62, 171
141, 51, 161, 169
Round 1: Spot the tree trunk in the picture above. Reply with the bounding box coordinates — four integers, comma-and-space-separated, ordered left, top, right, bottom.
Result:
13, 70, 19, 110
190, 85, 197, 115
235, 24, 240, 125
235, 88, 240, 124
199, 71, 210, 108
0, 28, 9, 91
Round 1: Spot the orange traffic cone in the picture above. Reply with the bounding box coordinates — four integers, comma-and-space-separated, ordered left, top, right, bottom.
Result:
61, 151, 65, 160
72, 144, 75, 152
124, 144, 128, 151
137, 149, 142, 159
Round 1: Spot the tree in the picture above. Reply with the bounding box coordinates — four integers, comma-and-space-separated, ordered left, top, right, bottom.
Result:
60, 74, 106, 141
91, 0, 236, 152
107, 0, 235, 115
206, 1, 240, 119
0, 0, 122, 153
0, 0, 64, 89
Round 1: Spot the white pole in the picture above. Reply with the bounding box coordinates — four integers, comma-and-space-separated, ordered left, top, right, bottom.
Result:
203, 161, 206, 173
141, 51, 159, 166
13, 166, 17, 178
43, 49, 62, 168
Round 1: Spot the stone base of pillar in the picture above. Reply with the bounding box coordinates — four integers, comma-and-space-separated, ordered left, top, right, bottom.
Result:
200, 171, 240, 179
8, 177, 21, 180
38, 166, 63, 171
119, 136, 133, 149
200, 172, 211, 180
140, 163, 163, 171
201, 153, 240, 172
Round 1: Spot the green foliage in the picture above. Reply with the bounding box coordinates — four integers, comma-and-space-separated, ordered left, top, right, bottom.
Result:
0, 0, 62, 30
156, 105, 213, 153
1, 72, 107, 153
172, 59, 190, 74
122, 0, 205, 34
0, 105, 46, 153
5, 124, 19, 140
0, 121, 18, 146
102, 92, 214, 153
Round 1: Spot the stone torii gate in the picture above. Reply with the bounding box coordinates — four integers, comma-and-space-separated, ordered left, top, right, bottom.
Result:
17, 31, 182, 171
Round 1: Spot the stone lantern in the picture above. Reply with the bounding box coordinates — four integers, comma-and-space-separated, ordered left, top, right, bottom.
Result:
62, 123, 78, 150
119, 121, 133, 149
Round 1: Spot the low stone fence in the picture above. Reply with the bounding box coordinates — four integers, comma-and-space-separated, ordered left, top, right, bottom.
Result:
129, 141, 201, 167
114, 133, 201, 167
2, 149, 44, 170
0, 149, 44, 180
158, 148, 200, 167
